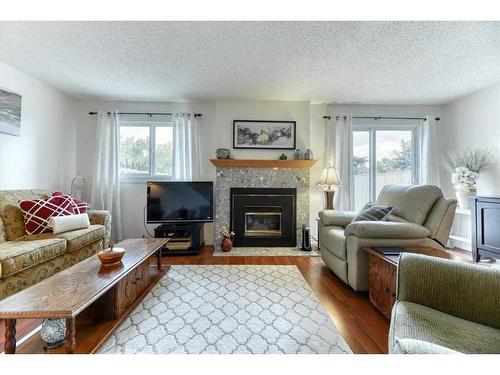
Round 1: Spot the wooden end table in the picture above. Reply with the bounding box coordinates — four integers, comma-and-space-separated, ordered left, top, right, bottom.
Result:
364, 246, 461, 319
0, 238, 168, 354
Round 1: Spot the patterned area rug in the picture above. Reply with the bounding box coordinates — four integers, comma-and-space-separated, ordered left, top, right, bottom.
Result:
98, 265, 351, 354
213, 246, 320, 257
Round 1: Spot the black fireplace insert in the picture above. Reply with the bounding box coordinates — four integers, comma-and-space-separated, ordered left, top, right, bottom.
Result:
230, 187, 296, 247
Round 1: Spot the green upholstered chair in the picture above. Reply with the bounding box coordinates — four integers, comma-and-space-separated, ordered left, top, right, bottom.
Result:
389, 253, 500, 354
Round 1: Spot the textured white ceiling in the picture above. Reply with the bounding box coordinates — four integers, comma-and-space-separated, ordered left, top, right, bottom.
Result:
1, 21, 499, 104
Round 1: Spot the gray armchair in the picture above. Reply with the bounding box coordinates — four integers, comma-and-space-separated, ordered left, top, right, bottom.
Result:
389, 253, 500, 354
318, 184, 457, 291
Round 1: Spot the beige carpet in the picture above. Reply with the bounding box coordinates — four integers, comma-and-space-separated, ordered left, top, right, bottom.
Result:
98, 265, 351, 354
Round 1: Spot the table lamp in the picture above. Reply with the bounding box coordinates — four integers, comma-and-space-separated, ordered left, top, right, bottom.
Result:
316, 167, 341, 210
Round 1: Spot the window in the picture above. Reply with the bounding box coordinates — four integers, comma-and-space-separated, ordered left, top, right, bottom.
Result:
352, 119, 420, 211
119, 115, 173, 181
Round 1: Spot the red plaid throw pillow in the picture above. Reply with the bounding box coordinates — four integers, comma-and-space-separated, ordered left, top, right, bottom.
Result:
20, 194, 77, 234
51, 192, 90, 214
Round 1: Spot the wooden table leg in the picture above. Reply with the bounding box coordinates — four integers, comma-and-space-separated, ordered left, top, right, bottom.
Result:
65, 317, 76, 354
4, 319, 17, 354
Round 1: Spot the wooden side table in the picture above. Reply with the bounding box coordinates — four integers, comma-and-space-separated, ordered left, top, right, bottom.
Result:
364, 247, 460, 319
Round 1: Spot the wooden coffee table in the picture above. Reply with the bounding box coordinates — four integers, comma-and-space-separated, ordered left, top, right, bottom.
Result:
0, 238, 168, 354
364, 246, 462, 319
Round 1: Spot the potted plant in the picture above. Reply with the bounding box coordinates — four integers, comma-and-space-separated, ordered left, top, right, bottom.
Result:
442, 148, 494, 209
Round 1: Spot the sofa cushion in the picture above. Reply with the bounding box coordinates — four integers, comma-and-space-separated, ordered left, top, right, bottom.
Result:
0, 204, 26, 241
56, 225, 105, 252
0, 238, 67, 278
320, 225, 347, 260
19, 225, 106, 253
51, 192, 90, 214
389, 301, 500, 354
20, 195, 77, 234
345, 221, 431, 239
352, 203, 393, 222
376, 184, 443, 225
0, 189, 51, 242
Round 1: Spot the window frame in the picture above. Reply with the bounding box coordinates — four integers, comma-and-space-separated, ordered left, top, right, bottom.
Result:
119, 120, 174, 183
352, 119, 420, 204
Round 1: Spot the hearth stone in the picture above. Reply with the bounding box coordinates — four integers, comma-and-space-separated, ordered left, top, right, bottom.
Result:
215, 167, 309, 248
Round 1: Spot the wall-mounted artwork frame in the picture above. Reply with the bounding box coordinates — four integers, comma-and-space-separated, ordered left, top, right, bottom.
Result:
233, 120, 296, 150
0, 88, 22, 136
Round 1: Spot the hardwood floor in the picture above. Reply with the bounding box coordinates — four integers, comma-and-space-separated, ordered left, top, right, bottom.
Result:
0, 245, 407, 354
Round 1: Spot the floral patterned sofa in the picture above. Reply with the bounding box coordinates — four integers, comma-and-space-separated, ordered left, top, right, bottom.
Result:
0, 189, 111, 300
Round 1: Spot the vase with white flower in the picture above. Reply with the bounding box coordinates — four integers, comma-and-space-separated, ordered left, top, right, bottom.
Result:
220, 226, 235, 252
442, 148, 494, 209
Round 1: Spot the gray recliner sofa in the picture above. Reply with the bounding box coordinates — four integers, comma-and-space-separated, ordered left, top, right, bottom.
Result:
318, 184, 457, 291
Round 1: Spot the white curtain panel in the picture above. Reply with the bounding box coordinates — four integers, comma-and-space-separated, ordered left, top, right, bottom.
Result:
420, 116, 440, 186
324, 115, 353, 210
335, 115, 353, 210
172, 112, 200, 180
90, 111, 123, 242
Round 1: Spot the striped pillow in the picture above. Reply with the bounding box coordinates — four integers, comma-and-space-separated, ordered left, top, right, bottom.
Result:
352, 203, 393, 222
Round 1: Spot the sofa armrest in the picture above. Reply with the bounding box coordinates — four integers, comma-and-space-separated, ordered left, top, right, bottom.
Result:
319, 210, 357, 228
397, 253, 500, 329
345, 221, 431, 239
87, 210, 111, 246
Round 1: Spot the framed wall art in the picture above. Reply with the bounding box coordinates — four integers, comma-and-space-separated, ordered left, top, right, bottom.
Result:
0, 88, 22, 136
233, 120, 296, 150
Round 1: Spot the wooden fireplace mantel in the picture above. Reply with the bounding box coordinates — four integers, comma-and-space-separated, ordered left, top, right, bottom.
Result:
210, 159, 317, 169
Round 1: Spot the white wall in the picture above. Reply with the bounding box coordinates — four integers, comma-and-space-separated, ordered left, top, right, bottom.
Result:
439, 84, 500, 197
77, 99, 449, 244
309, 103, 328, 240
75, 99, 312, 244
0, 61, 76, 191
438, 84, 500, 250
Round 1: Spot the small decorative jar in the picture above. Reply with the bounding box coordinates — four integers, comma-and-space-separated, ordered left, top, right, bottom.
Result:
40, 318, 66, 349
216, 148, 231, 159
279, 153, 288, 160
220, 226, 235, 252
304, 149, 313, 160
294, 149, 302, 160
221, 236, 233, 252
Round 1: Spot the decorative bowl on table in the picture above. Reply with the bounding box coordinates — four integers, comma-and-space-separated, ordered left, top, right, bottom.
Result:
98, 242, 125, 267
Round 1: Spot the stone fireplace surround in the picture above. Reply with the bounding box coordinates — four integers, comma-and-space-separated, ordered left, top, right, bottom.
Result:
214, 166, 310, 248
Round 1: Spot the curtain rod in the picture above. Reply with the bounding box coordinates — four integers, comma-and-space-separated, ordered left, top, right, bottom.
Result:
88, 111, 202, 117
322, 115, 440, 121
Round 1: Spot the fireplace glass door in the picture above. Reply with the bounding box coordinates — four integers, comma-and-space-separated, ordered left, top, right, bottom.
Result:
244, 212, 282, 237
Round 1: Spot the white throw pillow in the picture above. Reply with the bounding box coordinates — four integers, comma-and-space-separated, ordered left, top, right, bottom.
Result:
48, 213, 90, 234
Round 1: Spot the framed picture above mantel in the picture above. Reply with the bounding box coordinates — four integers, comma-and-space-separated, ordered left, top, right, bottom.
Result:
233, 120, 296, 150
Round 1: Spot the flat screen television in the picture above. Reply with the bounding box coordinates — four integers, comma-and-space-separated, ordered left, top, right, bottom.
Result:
147, 181, 214, 223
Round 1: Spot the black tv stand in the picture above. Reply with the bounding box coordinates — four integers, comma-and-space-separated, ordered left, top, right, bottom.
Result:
154, 222, 205, 256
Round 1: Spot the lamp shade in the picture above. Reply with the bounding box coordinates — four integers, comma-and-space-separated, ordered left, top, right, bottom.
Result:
317, 167, 341, 186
